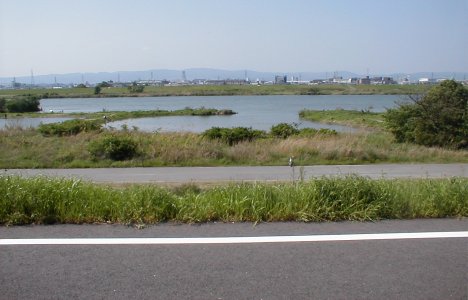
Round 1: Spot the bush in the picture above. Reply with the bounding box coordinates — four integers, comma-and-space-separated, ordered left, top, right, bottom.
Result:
385, 80, 468, 149
5, 96, 41, 112
89, 134, 139, 160
203, 127, 224, 140
128, 82, 145, 93
0, 98, 6, 113
270, 123, 299, 138
38, 119, 102, 136
203, 127, 265, 145
297, 128, 337, 137
94, 86, 101, 95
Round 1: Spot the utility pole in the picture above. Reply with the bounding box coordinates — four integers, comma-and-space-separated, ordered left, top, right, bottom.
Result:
30, 69, 34, 88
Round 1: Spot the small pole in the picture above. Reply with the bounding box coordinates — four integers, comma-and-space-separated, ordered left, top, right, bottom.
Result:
289, 156, 295, 182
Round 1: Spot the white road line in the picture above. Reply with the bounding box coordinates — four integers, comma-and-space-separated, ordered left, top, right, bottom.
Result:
1, 231, 467, 245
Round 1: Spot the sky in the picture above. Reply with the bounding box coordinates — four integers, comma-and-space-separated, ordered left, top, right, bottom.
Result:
0, 0, 467, 77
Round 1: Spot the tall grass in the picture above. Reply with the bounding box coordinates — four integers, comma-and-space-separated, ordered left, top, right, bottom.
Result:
1, 128, 467, 168
299, 109, 386, 129
0, 175, 466, 225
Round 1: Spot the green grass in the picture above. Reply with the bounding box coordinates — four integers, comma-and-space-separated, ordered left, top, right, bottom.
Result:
1, 128, 467, 168
0, 175, 466, 225
0, 84, 430, 99
300, 109, 386, 129
5, 107, 235, 120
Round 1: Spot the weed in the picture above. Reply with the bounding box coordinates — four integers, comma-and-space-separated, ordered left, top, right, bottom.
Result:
0, 175, 466, 225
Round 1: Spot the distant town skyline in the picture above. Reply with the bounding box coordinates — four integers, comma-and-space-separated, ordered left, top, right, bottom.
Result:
1, 0, 467, 78
2, 68, 466, 87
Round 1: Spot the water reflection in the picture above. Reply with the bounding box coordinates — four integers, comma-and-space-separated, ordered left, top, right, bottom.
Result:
0, 117, 73, 129
39, 95, 399, 132
105, 115, 354, 133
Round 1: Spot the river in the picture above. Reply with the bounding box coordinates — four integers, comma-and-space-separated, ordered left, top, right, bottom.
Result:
2, 95, 404, 132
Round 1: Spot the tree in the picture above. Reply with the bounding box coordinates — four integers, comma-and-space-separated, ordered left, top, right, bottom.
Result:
385, 80, 468, 149
270, 123, 299, 138
6, 96, 41, 113
127, 82, 145, 93
98, 81, 112, 88
0, 98, 6, 113
94, 86, 101, 95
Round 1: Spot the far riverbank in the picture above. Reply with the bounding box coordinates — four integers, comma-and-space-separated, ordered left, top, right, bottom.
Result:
0, 84, 430, 99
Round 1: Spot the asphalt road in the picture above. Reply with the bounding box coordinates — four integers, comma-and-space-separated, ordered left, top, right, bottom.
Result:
4, 163, 468, 183
1, 219, 467, 299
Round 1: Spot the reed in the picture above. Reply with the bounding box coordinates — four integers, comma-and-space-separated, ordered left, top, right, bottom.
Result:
1, 175, 466, 225
299, 109, 386, 128
1, 128, 467, 168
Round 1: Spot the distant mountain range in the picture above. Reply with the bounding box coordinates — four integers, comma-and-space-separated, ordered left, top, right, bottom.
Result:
0, 68, 466, 85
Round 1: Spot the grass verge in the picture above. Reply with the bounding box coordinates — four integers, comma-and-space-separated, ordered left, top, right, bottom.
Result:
0, 175, 466, 225
299, 109, 386, 129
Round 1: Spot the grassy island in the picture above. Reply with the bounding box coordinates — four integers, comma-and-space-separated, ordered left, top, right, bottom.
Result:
299, 109, 386, 129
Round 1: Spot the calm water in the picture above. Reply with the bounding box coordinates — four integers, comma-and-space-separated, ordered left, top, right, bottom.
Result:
0, 117, 73, 129
10, 95, 404, 132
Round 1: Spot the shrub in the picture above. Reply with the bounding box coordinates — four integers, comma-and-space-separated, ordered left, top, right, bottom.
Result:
270, 123, 299, 138
38, 119, 102, 136
0, 98, 6, 113
296, 128, 337, 138
6, 96, 41, 112
203, 127, 265, 145
317, 128, 338, 135
128, 82, 145, 93
385, 80, 468, 149
89, 134, 139, 160
94, 86, 101, 95
203, 127, 224, 140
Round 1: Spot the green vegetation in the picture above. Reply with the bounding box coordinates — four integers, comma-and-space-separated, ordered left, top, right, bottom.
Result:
3, 95, 41, 113
203, 127, 266, 145
1, 127, 466, 168
38, 119, 102, 136
202, 124, 337, 146
1, 175, 466, 225
1, 82, 466, 168
0, 98, 6, 113
270, 123, 300, 138
33, 107, 235, 137
17, 107, 235, 120
88, 134, 139, 161
94, 86, 101, 95
127, 82, 145, 93
385, 80, 468, 149
0, 84, 430, 99
300, 109, 386, 129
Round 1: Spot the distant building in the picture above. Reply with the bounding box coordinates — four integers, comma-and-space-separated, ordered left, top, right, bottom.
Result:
204, 79, 248, 85
418, 78, 436, 84
359, 76, 371, 85
192, 79, 206, 85
275, 75, 287, 84
371, 77, 396, 85
310, 79, 326, 84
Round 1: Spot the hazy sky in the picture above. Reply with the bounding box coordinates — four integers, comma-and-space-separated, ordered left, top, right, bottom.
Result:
1, 0, 467, 77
